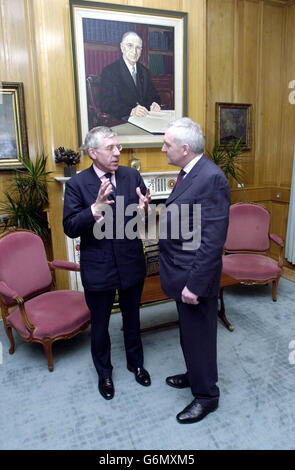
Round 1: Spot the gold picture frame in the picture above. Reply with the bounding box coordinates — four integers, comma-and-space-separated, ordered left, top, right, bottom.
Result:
216, 102, 252, 150
0, 82, 29, 168
70, 0, 187, 148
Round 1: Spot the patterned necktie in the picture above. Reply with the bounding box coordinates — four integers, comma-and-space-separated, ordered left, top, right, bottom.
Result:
131, 65, 137, 86
104, 172, 116, 199
174, 169, 186, 190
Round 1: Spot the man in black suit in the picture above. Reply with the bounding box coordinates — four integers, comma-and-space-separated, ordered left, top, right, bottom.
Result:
63, 126, 151, 400
159, 118, 230, 423
98, 31, 161, 120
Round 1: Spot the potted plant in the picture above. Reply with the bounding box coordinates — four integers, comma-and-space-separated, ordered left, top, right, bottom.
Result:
207, 137, 245, 187
54, 147, 80, 177
0, 155, 52, 238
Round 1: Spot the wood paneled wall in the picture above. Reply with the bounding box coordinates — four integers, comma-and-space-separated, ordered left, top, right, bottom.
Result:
0, 0, 206, 288
206, 0, 295, 188
206, 0, 295, 273
0, 0, 294, 288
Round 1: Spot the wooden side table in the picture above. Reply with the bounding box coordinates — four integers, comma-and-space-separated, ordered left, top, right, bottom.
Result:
140, 272, 238, 333
140, 275, 173, 333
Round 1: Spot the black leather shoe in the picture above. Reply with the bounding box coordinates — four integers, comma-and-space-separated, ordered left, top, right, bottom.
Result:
166, 374, 190, 389
98, 377, 114, 400
176, 399, 218, 424
127, 366, 151, 386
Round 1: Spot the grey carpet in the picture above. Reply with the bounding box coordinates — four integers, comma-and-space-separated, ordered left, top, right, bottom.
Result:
0, 277, 294, 450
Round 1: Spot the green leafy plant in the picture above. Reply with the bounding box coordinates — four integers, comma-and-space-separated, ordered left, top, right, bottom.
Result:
207, 137, 245, 187
0, 155, 52, 237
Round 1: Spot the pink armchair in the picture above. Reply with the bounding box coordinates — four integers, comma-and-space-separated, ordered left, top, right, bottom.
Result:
0, 228, 90, 371
222, 202, 284, 301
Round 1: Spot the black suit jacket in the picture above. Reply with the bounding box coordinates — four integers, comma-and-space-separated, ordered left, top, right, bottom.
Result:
98, 57, 161, 120
63, 165, 147, 291
159, 156, 230, 301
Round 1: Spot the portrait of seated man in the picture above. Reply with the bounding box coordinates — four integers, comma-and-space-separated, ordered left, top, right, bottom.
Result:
98, 31, 161, 121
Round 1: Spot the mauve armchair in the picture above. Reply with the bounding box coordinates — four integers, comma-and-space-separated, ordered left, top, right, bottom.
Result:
0, 228, 90, 371
222, 202, 284, 301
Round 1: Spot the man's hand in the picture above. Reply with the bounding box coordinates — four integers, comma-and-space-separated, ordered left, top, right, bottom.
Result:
131, 104, 149, 117
181, 286, 199, 305
136, 187, 151, 216
91, 180, 114, 217
150, 102, 161, 112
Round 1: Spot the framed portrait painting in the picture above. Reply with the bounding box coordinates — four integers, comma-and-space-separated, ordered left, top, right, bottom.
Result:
70, 1, 187, 148
0, 82, 29, 168
216, 102, 252, 151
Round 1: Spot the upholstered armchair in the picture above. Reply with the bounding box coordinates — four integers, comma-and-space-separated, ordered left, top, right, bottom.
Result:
222, 202, 284, 301
0, 228, 90, 371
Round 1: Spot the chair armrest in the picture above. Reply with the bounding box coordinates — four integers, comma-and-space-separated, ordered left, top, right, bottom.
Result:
50, 259, 80, 271
0, 281, 34, 333
269, 233, 284, 247
269, 234, 284, 268
0, 281, 19, 300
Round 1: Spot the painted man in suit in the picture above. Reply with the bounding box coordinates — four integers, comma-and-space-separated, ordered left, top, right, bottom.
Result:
159, 118, 230, 423
98, 31, 161, 120
63, 126, 151, 400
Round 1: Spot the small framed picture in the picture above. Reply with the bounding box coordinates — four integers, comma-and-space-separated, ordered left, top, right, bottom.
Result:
216, 102, 252, 150
0, 82, 29, 168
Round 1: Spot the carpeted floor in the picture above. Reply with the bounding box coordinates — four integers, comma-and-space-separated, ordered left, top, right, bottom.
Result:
0, 277, 294, 450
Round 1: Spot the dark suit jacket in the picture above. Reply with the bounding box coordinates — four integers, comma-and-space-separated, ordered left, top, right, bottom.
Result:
159, 155, 230, 301
63, 165, 146, 291
98, 57, 161, 120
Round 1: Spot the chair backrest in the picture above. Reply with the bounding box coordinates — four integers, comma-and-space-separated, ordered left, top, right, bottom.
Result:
86, 75, 101, 112
224, 203, 271, 252
0, 229, 52, 306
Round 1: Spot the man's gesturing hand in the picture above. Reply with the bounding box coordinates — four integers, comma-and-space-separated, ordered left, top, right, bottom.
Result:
136, 187, 151, 216
91, 180, 114, 217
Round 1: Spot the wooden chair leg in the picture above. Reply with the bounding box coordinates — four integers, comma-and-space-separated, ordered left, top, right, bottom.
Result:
272, 279, 278, 302
42, 340, 54, 372
4, 323, 15, 354
218, 287, 234, 331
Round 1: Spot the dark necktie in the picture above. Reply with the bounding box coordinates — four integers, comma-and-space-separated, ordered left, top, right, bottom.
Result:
131, 65, 137, 86
104, 172, 116, 199
174, 169, 186, 190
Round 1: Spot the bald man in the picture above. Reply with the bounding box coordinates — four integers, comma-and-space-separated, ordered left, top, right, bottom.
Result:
98, 31, 161, 120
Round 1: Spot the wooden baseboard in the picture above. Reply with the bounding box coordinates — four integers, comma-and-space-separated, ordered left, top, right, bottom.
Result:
282, 266, 295, 283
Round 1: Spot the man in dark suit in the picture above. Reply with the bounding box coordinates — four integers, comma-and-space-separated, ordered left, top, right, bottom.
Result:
98, 31, 161, 120
159, 117, 230, 423
63, 126, 151, 400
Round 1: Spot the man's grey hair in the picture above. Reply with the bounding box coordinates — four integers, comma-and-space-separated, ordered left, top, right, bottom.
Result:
80, 126, 117, 156
120, 31, 142, 47
166, 117, 205, 154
